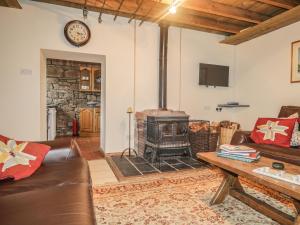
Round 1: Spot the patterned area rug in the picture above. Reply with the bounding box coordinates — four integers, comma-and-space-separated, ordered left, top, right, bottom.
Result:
93, 168, 296, 225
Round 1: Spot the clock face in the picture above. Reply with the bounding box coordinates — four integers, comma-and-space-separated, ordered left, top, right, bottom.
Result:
64, 20, 91, 47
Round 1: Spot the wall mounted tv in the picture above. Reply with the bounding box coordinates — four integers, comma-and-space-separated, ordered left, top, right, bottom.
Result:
199, 63, 229, 87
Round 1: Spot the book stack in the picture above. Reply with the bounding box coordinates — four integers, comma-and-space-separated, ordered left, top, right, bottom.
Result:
217, 144, 260, 163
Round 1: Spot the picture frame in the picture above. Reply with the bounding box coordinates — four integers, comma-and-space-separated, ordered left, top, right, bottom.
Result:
291, 40, 300, 83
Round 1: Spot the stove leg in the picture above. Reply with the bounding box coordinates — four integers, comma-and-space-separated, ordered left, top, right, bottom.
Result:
187, 147, 193, 158
151, 149, 157, 164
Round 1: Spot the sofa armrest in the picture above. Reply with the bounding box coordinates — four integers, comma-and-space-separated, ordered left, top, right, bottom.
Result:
38, 139, 81, 164
230, 131, 254, 145
37, 138, 73, 149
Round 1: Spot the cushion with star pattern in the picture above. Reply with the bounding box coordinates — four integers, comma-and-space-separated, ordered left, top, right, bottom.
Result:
285, 113, 300, 147
0, 135, 10, 144
290, 122, 300, 147
250, 118, 297, 147
0, 137, 50, 180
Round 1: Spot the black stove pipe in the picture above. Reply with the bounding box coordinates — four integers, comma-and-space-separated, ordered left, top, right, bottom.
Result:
158, 23, 169, 110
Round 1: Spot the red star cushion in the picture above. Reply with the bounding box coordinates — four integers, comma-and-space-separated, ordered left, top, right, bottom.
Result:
0, 135, 10, 144
0, 135, 50, 181
250, 118, 297, 147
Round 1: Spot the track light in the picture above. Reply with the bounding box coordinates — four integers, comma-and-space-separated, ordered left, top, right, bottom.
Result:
98, 13, 102, 23
83, 6, 88, 20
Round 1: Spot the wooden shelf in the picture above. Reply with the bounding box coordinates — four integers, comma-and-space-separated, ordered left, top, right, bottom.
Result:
218, 104, 250, 108
80, 65, 101, 92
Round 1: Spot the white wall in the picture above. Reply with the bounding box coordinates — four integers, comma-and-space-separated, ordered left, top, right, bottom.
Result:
235, 21, 300, 130
0, 0, 159, 152
0, 0, 237, 152
168, 27, 236, 122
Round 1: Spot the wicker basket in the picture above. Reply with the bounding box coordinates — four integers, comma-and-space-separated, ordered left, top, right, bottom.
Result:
219, 127, 237, 145
189, 130, 219, 154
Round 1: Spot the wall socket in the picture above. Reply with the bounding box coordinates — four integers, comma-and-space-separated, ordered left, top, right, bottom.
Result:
20, 68, 32, 76
216, 107, 222, 112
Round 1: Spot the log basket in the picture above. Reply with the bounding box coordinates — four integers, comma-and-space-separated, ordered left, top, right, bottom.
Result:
189, 120, 220, 155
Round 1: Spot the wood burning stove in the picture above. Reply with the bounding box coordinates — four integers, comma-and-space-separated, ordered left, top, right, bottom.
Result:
144, 115, 192, 164
134, 25, 195, 166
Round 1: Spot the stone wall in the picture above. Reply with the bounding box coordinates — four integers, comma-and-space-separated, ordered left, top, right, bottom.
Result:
47, 59, 101, 136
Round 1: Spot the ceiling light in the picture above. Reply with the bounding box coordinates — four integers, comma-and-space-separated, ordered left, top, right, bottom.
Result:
169, 5, 177, 14
169, 0, 177, 14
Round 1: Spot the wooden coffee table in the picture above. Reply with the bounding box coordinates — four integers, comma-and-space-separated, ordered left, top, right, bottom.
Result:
197, 152, 300, 225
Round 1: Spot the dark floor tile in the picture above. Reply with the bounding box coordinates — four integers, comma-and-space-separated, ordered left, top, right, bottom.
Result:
189, 163, 205, 168
172, 163, 192, 170
129, 157, 147, 164
178, 158, 199, 164
111, 157, 141, 176
134, 162, 156, 172
163, 159, 181, 165
157, 163, 176, 172
111, 154, 205, 177
142, 170, 159, 175
180, 158, 204, 165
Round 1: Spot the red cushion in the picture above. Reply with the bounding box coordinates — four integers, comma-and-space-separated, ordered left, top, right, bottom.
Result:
0, 140, 50, 180
250, 118, 297, 147
0, 135, 10, 144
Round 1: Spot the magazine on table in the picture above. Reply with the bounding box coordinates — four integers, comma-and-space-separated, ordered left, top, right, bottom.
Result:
217, 144, 260, 162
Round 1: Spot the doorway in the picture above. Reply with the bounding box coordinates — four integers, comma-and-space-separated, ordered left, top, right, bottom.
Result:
40, 49, 106, 152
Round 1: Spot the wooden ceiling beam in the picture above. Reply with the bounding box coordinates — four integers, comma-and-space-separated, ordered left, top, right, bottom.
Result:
181, 0, 270, 24
255, 0, 298, 9
165, 13, 243, 34
128, 0, 144, 23
113, 0, 125, 21
32, 0, 246, 34
0, 0, 22, 8
139, 0, 157, 26
100, 0, 245, 34
220, 5, 300, 45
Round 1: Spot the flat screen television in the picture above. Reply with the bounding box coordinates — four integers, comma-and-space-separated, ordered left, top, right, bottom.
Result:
199, 63, 229, 87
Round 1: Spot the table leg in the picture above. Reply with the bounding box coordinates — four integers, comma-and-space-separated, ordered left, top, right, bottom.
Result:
233, 178, 244, 191
209, 169, 297, 225
210, 170, 237, 205
293, 199, 300, 225
295, 217, 300, 225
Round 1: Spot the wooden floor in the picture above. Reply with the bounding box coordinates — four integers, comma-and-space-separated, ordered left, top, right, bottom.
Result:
56, 136, 104, 160
75, 136, 104, 160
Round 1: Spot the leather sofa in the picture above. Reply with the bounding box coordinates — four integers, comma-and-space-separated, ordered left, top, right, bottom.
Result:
231, 106, 300, 166
0, 138, 96, 225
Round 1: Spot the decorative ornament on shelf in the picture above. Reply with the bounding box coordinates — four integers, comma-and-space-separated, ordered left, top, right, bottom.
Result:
64, 20, 91, 47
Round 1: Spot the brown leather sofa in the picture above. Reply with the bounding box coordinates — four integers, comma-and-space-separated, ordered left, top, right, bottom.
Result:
231, 106, 300, 166
0, 138, 96, 225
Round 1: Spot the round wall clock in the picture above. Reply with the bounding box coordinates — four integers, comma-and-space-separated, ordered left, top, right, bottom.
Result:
64, 20, 91, 47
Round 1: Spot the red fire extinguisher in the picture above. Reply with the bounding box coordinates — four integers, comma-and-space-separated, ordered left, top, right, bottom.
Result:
72, 115, 79, 136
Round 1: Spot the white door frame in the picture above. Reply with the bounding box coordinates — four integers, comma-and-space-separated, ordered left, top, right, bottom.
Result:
40, 49, 106, 151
